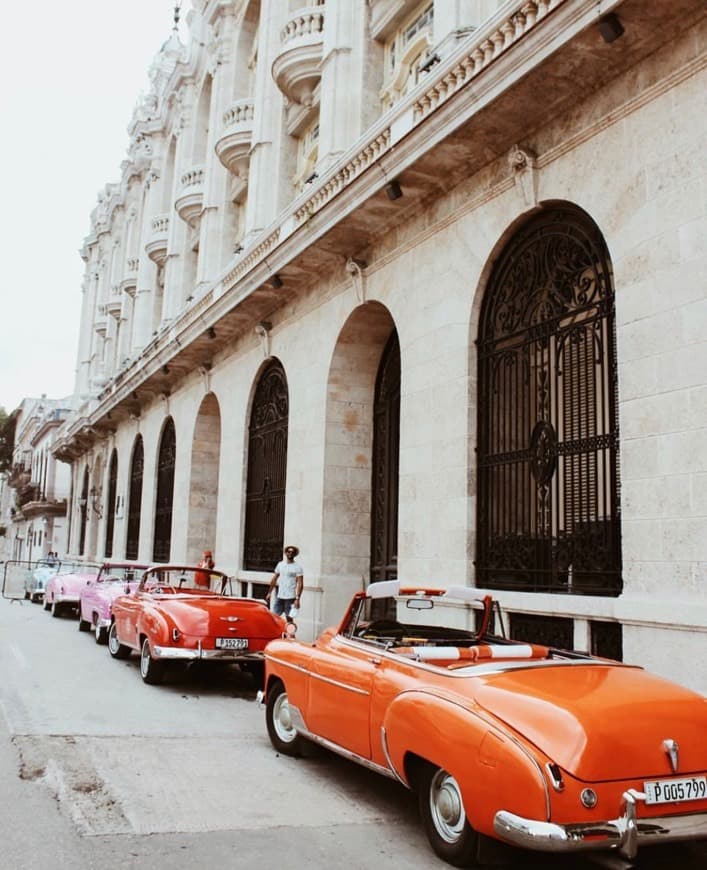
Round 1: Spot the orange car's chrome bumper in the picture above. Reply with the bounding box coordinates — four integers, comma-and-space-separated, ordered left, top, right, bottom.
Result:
494, 790, 707, 860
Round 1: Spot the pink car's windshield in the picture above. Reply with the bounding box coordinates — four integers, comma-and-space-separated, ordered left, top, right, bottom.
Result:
98, 564, 147, 584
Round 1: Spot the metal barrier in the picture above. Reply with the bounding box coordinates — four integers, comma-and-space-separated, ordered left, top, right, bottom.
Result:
2, 559, 101, 602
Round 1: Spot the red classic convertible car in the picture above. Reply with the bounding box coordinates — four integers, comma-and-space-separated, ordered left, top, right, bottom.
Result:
261, 580, 707, 867
109, 564, 285, 685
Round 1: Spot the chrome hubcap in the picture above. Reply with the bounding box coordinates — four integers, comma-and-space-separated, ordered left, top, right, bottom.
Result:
140, 643, 150, 676
430, 770, 465, 843
273, 693, 296, 742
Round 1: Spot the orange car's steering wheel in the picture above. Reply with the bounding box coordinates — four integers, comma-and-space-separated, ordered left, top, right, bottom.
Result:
358, 619, 405, 637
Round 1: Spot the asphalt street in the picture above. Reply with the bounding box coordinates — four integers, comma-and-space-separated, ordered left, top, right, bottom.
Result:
0, 594, 704, 870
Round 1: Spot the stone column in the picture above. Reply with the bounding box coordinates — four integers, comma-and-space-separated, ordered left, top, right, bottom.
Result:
244, 0, 288, 239
317, 0, 369, 173
196, 9, 238, 288
132, 168, 162, 350
163, 82, 197, 321
434, 1, 489, 59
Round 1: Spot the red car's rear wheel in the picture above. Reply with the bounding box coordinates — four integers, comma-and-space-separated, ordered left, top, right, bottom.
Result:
140, 638, 166, 685
108, 622, 131, 660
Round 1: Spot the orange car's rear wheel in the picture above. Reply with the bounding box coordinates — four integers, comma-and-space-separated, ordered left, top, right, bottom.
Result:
266, 682, 304, 756
140, 638, 166, 686
419, 765, 478, 867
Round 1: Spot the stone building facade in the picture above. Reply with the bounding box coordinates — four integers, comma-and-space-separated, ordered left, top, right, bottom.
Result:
4, 398, 72, 562
53, 0, 707, 690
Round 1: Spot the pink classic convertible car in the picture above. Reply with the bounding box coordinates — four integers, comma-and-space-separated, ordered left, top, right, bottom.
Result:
78, 561, 148, 643
44, 562, 100, 618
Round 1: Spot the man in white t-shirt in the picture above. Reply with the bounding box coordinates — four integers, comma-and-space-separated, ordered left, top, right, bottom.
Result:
265, 545, 304, 621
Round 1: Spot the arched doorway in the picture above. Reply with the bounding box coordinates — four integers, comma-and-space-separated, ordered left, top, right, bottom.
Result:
126, 436, 144, 560
243, 360, 288, 571
321, 303, 398, 592
370, 331, 400, 584
104, 449, 118, 558
153, 419, 176, 563
187, 394, 221, 563
476, 204, 621, 595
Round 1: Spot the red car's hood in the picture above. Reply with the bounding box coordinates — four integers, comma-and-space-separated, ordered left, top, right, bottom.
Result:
155, 596, 283, 638
472, 663, 707, 781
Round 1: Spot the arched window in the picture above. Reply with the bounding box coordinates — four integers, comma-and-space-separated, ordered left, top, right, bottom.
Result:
476, 205, 621, 595
370, 331, 400, 584
104, 449, 118, 558
153, 419, 176, 563
78, 467, 89, 556
126, 436, 144, 561
244, 361, 289, 570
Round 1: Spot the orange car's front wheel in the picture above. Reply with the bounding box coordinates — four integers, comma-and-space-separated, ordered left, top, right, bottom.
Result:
419, 765, 478, 867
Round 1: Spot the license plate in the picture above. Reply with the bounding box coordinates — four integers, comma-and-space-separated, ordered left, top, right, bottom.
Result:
215, 637, 249, 650
644, 776, 707, 804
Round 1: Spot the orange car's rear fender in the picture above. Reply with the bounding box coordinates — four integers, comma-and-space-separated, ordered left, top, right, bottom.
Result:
383, 691, 549, 838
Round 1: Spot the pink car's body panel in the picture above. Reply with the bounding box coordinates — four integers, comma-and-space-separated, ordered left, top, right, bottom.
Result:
79, 562, 149, 637
45, 569, 99, 614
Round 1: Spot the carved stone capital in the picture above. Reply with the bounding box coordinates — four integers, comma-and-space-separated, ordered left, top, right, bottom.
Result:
346, 257, 367, 304
508, 144, 538, 207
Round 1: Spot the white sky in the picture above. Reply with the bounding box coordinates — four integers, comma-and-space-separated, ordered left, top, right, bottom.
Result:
0, 1, 185, 414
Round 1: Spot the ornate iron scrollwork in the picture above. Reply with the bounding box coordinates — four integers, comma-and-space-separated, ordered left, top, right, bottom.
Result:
477, 206, 622, 596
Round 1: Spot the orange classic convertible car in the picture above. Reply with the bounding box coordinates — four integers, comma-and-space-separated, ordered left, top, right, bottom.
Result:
261, 580, 707, 867
109, 564, 285, 685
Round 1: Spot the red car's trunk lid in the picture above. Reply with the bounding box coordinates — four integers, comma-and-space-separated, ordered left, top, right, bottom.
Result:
160, 596, 282, 639
473, 663, 707, 781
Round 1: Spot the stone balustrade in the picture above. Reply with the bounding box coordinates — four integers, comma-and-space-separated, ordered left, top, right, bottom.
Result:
146, 213, 170, 265
216, 100, 255, 177
175, 165, 205, 227
280, 6, 325, 44
273, 5, 326, 106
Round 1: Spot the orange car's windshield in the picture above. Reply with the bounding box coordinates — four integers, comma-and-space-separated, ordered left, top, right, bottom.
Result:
343, 588, 497, 645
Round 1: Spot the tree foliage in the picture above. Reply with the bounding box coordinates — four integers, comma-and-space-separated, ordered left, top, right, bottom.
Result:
0, 407, 16, 473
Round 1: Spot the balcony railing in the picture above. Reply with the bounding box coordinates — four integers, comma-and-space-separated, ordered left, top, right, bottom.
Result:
215, 99, 255, 179
272, 5, 326, 106
174, 165, 205, 227
145, 213, 170, 265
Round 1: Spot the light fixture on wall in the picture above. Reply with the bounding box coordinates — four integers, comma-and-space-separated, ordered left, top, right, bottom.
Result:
598, 13, 624, 43
385, 179, 403, 201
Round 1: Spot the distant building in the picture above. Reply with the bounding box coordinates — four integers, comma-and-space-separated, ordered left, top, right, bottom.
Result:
53, 1, 706, 690
5, 398, 73, 562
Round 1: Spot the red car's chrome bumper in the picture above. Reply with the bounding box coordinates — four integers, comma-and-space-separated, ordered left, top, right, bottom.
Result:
494, 790, 707, 860
152, 643, 263, 662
